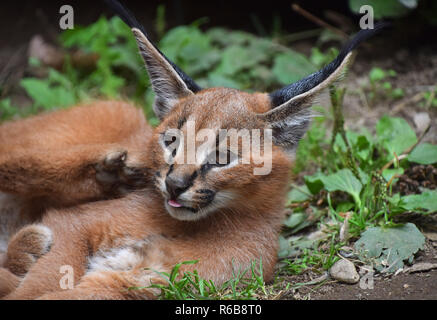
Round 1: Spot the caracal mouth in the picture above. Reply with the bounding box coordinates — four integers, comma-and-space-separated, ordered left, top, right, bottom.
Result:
166, 198, 199, 213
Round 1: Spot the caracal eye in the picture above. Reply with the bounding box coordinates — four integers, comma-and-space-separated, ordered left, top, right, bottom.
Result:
164, 135, 177, 148
202, 150, 236, 172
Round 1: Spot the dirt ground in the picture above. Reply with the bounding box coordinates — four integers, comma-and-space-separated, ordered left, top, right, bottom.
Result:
345, 47, 437, 145
276, 238, 437, 300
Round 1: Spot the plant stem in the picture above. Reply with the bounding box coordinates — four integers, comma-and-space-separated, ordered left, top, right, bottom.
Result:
329, 85, 361, 180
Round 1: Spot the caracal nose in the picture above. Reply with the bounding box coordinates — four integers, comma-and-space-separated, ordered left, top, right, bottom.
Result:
165, 174, 192, 199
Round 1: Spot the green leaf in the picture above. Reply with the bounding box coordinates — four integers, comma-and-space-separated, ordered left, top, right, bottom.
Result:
391, 88, 405, 99
369, 67, 386, 83
400, 189, 437, 213
336, 202, 355, 213
354, 223, 425, 273
160, 26, 213, 75
408, 143, 437, 165
284, 212, 307, 229
304, 173, 325, 195
0, 99, 19, 121
214, 45, 261, 76
272, 51, 316, 85
349, 0, 411, 19
320, 169, 362, 205
20, 78, 76, 109
283, 207, 324, 234
310, 48, 338, 69
277, 235, 315, 259
287, 185, 311, 203
376, 116, 417, 157
382, 168, 404, 182
206, 73, 242, 89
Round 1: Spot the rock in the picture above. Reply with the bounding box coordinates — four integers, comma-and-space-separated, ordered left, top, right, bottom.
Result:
413, 112, 431, 132
329, 259, 360, 284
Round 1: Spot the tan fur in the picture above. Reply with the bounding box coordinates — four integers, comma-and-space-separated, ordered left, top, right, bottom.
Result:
0, 268, 20, 297
0, 101, 152, 257
0, 100, 152, 204
0, 88, 293, 300
5, 224, 53, 276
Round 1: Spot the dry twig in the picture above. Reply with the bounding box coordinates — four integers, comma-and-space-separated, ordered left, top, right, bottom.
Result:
291, 4, 349, 39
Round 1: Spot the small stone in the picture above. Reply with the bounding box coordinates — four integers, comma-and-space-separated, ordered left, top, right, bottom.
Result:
329, 259, 360, 284
413, 112, 431, 132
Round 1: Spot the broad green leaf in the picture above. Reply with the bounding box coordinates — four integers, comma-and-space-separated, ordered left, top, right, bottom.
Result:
354, 223, 425, 273
287, 185, 311, 203
408, 143, 437, 165
207, 73, 242, 89
336, 202, 355, 213
382, 168, 404, 182
226, 31, 255, 45
400, 189, 437, 213
349, 0, 411, 19
284, 207, 324, 234
310, 48, 327, 68
278, 235, 316, 259
160, 26, 212, 66
376, 116, 417, 157
304, 173, 325, 195
320, 169, 362, 204
333, 133, 347, 153
20, 78, 76, 109
357, 167, 370, 185
278, 235, 292, 259
249, 66, 274, 85
272, 51, 316, 85
284, 212, 307, 229
214, 45, 261, 76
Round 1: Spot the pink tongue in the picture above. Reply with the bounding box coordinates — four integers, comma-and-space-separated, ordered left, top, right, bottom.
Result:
168, 199, 182, 208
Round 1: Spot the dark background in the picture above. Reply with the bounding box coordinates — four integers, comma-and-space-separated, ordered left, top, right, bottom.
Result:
1, 0, 436, 50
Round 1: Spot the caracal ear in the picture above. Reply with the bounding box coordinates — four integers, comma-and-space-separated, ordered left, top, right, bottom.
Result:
105, 0, 201, 120
258, 23, 389, 156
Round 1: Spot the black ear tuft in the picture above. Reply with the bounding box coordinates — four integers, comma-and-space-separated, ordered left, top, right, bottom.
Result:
269, 22, 390, 108
103, 0, 201, 94
260, 23, 389, 155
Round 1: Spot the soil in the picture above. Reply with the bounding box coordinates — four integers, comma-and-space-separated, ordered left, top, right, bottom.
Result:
275, 239, 437, 300
344, 47, 437, 145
